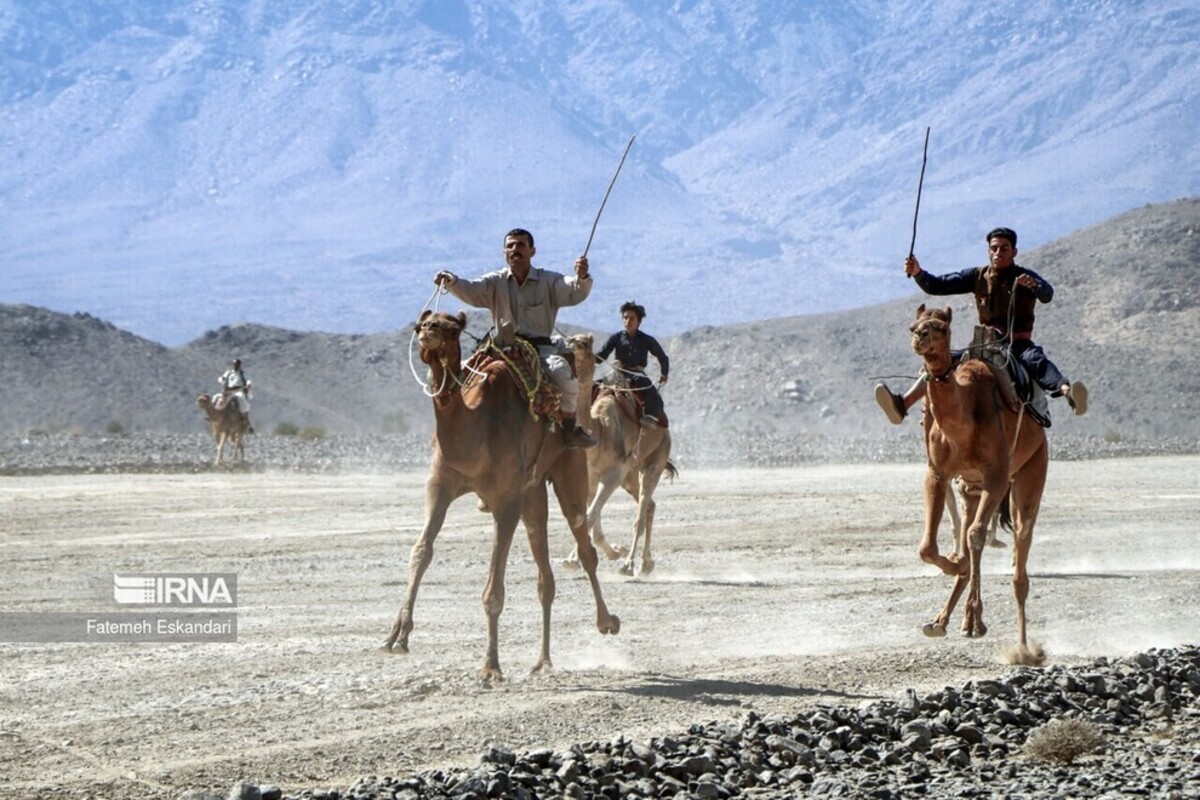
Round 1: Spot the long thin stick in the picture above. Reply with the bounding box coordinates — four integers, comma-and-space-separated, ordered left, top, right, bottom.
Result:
583, 134, 636, 258
909, 126, 930, 259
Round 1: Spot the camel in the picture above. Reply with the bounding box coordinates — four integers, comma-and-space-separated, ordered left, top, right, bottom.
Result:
196, 393, 248, 467
566, 346, 677, 576
909, 304, 1048, 665
384, 311, 619, 681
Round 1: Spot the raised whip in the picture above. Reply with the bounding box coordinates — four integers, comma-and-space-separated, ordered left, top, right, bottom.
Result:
583, 134, 636, 258
909, 126, 930, 259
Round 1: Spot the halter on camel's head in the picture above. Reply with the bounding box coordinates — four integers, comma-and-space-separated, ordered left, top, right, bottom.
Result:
910, 304, 953, 356
416, 310, 467, 367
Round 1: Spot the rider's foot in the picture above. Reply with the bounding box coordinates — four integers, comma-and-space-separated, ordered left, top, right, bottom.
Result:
562, 419, 598, 449
874, 383, 906, 425
639, 414, 659, 428
1065, 381, 1088, 416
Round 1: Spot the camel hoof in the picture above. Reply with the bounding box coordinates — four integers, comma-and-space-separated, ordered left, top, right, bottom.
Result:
618, 562, 635, 577
478, 667, 505, 684
561, 557, 581, 571
988, 539, 1007, 549
599, 614, 621, 635
380, 642, 409, 654
529, 659, 554, 675
641, 560, 655, 576
921, 622, 947, 638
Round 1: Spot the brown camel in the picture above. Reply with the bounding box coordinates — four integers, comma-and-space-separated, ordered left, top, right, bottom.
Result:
566, 345, 676, 576
196, 393, 248, 467
384, 311, 620, 681
909, 304, 1048, 665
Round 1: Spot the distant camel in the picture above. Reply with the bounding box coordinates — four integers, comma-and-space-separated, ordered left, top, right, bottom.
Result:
197, 393, 248, 467
384, 311, 619, 681
567, 346, 677, 576
909, 304, 1048, 665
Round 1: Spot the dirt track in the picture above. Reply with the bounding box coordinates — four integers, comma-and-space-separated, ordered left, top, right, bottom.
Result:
2, 456, 1198, 798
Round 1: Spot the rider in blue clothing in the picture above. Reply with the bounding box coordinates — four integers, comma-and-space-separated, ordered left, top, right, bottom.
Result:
596, 301, 670, 427
875, 226, 1088, 424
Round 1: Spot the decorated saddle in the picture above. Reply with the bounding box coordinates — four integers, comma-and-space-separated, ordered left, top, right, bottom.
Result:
463, 337, 571, 427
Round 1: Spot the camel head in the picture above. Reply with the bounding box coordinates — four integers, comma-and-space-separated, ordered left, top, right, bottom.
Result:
197, 394, 219, 421
910, 304, 953, 359
567, 333, 595, 383
416, 310, 467, 366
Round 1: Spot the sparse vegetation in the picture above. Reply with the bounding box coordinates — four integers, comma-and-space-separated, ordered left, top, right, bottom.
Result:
1023, 717, 1106, 764
105, 421, 125, 435
273, 421, 299, 437
298, 425, 326, 441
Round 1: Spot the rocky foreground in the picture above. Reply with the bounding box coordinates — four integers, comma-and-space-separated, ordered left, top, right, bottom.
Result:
3, 432, 1199, 475
186, 645, 1200, 800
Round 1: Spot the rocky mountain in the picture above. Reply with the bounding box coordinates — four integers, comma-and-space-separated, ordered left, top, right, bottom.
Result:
3, 199, 1198, 460
2, 1, 1198, 346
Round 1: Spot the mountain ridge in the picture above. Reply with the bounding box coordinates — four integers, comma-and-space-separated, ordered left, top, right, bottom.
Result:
3, 199, 1197, 456
2, 1, 1198, 345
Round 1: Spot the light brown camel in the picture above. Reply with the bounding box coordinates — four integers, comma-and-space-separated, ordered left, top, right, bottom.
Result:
566, 345, 677, 576
909, 304, 1048, 666
384, 311, 619, 681
196, 393, 248, 467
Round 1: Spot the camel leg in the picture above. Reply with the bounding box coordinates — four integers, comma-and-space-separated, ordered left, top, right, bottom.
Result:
1006, 457, 1047, 665
925, 573, 969, 637
961, 478, 1006, 638
520, 484, 556, 675
384, 479, 456, 655
623, 465, 663, 577
588, 467, 628, 560
550, 453, 620, 638
918, 472, 963, 576
565, 467, 626, 569
478, 497, 522, 682
214, 431, 226, 467
946, 485, 964, 558
641, 497, 657, 576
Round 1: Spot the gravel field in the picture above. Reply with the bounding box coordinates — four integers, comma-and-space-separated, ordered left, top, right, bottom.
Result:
3, 431, 1198, 475
2, 448, 1197, 799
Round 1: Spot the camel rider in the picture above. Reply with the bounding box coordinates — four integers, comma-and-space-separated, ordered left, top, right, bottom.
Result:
218, 358, 255, 434
434, 228, 598, 449
596, 300, 670, 427
874, 226, 1088, 424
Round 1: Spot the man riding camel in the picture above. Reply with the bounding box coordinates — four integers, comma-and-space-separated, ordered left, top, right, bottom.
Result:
217, 358, 255, 434
434, 228, 598, 448
875, 226, 1088, 424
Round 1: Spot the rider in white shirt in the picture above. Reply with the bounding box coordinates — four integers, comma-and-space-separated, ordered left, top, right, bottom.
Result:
218, 358, 255, 434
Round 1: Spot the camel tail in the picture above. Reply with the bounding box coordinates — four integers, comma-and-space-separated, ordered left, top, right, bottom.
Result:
998, 488, 1014, 533
664, 459, 679, 482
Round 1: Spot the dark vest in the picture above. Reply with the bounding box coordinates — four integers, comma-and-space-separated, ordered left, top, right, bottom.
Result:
972, 267, 1037, 336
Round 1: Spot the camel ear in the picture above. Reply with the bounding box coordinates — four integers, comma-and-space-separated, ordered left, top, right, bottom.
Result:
456, 311, 467, 331
418, 309, 433, 323
916, 303, 926, 319
944, 307, 953, 323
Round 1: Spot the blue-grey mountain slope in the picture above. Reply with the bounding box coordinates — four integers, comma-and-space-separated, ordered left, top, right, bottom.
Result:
1, 1, 1197, 346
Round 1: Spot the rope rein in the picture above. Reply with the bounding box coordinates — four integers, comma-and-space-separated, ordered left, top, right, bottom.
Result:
407, 284, 449, 393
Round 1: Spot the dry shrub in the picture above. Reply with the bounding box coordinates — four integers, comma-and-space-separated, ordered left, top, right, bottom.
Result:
1023, 717, 1106, 764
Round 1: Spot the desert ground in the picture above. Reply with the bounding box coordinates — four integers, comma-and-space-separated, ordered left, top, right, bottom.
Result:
1, 456, 1198, 798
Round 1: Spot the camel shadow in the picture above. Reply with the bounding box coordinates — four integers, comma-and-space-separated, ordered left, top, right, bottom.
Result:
612, 675, 873, 706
